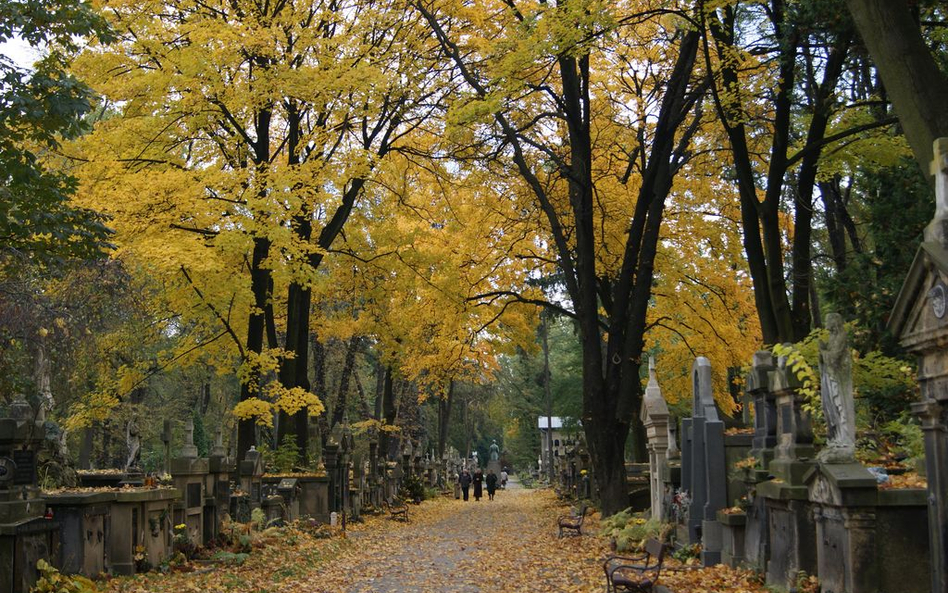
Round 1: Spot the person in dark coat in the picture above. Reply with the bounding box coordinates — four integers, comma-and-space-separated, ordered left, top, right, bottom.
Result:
459, 469, 472, 501
485, 469, 498, 501
472, 469, 484, 501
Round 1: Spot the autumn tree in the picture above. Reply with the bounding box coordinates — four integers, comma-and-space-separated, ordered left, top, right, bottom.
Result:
72, 0, 443, 460
315, 155, 540, 460
845, 0, 948, 176
413, 0, 707, 514
702, 0, 908, 343
0, 0, 114, 269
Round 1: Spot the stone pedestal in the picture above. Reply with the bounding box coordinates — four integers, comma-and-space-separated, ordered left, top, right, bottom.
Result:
298, 475, 329, 522
238, 448, 265, 509
805, 464, 878, 593
717, 510, 746, 568
486, 459, 502, 481
748, 351, 777, 470
740, 352, 777, 572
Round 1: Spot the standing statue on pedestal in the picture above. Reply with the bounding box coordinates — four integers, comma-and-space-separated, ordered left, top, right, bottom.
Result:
489, 440, 500, 461
818, 313, 856, 463
125, 418, 141, 472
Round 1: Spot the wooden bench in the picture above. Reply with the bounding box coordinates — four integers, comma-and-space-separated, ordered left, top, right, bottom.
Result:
603, 538, 666, 593
383, 499, 409, 522
557, 503, 588, 537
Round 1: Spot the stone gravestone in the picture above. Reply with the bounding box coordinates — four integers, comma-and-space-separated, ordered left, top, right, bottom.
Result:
889, 136, 948, 593
680, 357, 727, 565
757, 353, 817, 590
205, 428, 232, 545
640, 357, 670, 522
742, 351, 776, 572
170, 418, 208, 546
695, 358, 727, 566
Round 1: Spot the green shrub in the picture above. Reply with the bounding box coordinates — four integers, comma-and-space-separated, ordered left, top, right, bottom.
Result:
400, 474, 425, 502
599, 508, 667, 552
271, 435, 300, 473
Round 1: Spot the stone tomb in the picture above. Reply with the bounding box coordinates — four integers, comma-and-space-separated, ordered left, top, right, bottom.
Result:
0, 403, 59, 593
108, 487, 178, 575
44, 491, 111, 577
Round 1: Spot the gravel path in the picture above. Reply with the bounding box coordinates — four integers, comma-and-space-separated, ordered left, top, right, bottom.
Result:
307, 477, 609, 593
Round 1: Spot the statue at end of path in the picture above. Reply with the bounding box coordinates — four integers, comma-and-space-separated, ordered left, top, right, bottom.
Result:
489, 439, 500, 461
818, 313, 857, 463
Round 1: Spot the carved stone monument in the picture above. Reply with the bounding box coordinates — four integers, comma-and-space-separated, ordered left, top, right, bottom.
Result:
817, 313, 856, 463
487, 440, 502, 477
889, 137, 948, 593
640, 357, 670, 522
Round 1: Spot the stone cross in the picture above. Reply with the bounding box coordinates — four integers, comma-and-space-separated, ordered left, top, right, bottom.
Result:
180, 418, 198, 458
210, 428, 226, 458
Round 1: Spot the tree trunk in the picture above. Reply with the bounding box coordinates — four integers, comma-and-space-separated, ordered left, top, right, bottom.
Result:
379, 367, 398, 461
332, 336, 359, 427
846, 0, 948, 176
237, 235, 272, 463
437, 381, 454, 460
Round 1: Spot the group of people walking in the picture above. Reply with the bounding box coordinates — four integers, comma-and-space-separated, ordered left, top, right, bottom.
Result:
456, 467, 508, 501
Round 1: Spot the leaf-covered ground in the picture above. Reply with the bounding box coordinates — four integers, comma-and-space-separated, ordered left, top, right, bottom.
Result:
100, 478, 773, 592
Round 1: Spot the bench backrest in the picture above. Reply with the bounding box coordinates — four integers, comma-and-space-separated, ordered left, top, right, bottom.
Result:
645, 538, 665, 565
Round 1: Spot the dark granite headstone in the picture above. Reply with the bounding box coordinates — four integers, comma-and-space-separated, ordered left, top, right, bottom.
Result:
12, 451, 34, 486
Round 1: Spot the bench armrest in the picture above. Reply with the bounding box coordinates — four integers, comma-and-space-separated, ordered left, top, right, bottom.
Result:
605, 562, 661, 581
